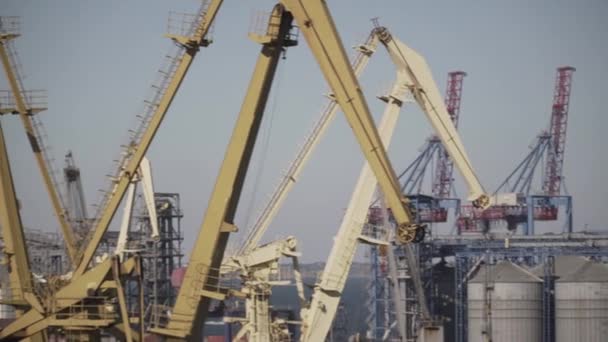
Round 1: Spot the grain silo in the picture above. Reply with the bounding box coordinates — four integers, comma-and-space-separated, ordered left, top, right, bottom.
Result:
530, 255, 588, 278
468, 261, 542, 342
556, 260, 608, 342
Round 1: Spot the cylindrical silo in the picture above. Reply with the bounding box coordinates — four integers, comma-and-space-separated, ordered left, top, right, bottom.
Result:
467, 261, 542, 342
556, 260, 608, 342
530, 255, 588, 278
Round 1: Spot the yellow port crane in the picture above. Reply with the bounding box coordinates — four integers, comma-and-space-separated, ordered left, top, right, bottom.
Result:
0, 0, 218, 338
2, 1, 428, 340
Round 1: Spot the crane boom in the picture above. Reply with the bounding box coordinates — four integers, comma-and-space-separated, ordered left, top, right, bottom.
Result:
377, 27, 489, 208
302, 27, 488, 341
300, 76, 409, 342
73, 0, 222, 276
236, 31, 379, 257
150, 6, 297, 339
0, 26, 78, 264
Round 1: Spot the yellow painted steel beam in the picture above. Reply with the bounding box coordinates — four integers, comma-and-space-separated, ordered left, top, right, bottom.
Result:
151, 5, 295, 340
111, 257, 133, 342
0, 121, 34, 311
0, 258, 142, 340
0, 118, 46, 342
0, 257, 137, 339
0, 120, 46, 342
0, 36, 78, 264
279, 0, 420, 243
73, 0, 224, 277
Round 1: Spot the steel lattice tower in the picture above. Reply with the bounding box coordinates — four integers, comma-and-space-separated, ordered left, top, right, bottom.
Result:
432, 71, 467, 199
543, 66, 576, 196
457, 66, 575, 235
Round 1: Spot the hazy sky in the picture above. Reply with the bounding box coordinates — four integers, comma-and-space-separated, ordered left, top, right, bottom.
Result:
1, 0, 607, 262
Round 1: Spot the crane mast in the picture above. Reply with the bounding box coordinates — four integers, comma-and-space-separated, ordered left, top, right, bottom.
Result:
0, 17, 79, 264
64, 151, 89, 235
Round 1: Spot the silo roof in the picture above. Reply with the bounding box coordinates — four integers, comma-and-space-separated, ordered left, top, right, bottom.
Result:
470, 261, 542, 283
558, 261, 608, 283
530, 255, 589, 278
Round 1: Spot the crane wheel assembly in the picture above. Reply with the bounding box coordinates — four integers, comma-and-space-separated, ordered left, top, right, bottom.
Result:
396, 223, 425, 244
472, 194, 490, 210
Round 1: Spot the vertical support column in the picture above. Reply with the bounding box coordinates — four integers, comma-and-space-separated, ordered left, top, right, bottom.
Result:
366, 241, 380, 339
542, 255, 556, 342
136, 256, 145, 341
566, 196, 573, 234
526, 196, 534, 235
112, 257, 133, 342
455, 255, 469, 342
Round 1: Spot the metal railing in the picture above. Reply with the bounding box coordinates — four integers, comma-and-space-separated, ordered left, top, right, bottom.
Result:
0, 89, 47, 113
1, 29, 70, 230
0, 16, 20, 36
82, 0, 213, 254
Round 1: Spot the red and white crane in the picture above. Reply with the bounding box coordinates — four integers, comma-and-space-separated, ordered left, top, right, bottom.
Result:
457, 66, 575, 234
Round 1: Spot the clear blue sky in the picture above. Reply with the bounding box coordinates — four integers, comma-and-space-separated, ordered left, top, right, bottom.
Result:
1, 0, 607, 262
